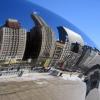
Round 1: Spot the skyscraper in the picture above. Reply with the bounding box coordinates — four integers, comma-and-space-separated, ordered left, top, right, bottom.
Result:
0, 19, 26, 64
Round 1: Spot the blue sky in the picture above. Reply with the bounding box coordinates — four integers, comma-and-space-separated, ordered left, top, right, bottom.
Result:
28, 0, 100, 49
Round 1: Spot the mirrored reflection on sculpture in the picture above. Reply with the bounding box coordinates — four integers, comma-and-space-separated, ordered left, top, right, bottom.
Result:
0, 0, 99, 99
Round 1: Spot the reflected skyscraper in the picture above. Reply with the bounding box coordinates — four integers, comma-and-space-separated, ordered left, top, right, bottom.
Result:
0, 19, 26, 64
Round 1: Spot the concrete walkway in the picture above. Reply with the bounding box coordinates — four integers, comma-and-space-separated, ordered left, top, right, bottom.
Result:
0, 72, 86, 100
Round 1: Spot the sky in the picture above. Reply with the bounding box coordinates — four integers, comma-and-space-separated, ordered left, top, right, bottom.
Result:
28, 0, 100, 49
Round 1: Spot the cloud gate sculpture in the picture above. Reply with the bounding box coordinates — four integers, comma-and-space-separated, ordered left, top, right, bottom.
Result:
0, 0, 100, 100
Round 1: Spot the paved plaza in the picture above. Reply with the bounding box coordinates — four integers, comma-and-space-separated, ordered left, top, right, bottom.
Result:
0, 72, 86, 100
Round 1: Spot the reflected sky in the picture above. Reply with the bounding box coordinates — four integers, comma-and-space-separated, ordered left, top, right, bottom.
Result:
0, 0, 97, 48
28, 0, 100, 50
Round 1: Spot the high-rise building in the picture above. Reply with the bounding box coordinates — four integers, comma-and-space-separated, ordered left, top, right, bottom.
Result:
49, 41, 64, 68
54, 27, 84, 71
24, 13, 55, 67
78, 46, 100, 69
0, 19, 26, 63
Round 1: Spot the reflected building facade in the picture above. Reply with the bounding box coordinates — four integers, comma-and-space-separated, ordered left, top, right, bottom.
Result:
0, 0, 99, 74
0, 19, 26, 64
0, 12, 99, 74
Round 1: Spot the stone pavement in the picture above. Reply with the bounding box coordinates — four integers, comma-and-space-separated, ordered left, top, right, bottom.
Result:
0, 73, 86, 100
